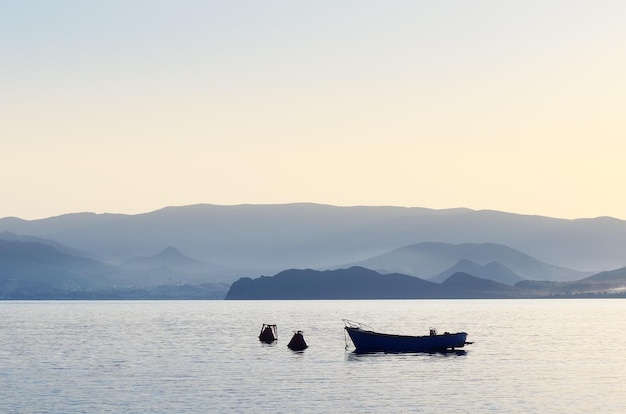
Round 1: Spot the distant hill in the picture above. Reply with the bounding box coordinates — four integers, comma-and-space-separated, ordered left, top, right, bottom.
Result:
0, 240, 229, 299
226, 267, 446, 299
516, 267, 626, 297
225, 267, 525, 300
120, 246, 237, 283
431, 259, 523, 285
0, 240, 114, 296
0, 231, 97, 259
349, 242, 589, 282
440, 272, 523, 298
583, 267, 626, 283
122, 246, 208, 271
2, 203, 626, 275
226, 267, 626, 300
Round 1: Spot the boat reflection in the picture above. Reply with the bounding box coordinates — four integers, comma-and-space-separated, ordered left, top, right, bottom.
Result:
345, 348, 467, 361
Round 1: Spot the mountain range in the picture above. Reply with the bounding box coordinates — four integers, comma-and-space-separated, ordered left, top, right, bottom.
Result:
0, 239, 113, 292
1, 203, 626, 299
346, 242, 590, 283
0, 238, 229, 299
2, 203, 626, 273
226, 266, 626, 300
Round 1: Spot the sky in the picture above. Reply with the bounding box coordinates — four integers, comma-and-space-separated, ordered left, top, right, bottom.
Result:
2, 1, 626, 220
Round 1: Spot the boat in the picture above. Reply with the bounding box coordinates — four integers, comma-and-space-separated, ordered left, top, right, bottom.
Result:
259, 324, 277, 343
343, 319, 469, 353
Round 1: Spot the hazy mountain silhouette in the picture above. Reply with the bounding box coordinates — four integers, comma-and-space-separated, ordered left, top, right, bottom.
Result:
349, 242, 589, 282
0, 240, 114, 295
582, 266, 626, 282
225, 266, 446, 299
123, 246, 203, 270
118, 246, 238, 287
2, 204, 626, 275
3, 233, 624, 300
0, 231, 97, 259
440, 272, 523, 298
516, 267, 626, 296
121, 246, 235, 277
226, 267, 626, 300
430, 259, 523, 285
225, 267, 524, 300
0, 240, 230, 299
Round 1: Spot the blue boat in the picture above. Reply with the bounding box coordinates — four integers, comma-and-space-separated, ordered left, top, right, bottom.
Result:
343, 319, 469, 353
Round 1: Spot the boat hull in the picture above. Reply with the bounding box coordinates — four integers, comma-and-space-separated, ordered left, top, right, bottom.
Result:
345, 327, 468, 353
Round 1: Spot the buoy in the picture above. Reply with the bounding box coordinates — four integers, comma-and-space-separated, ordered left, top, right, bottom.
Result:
259, 324, 277, 343
287, 330, 308, 351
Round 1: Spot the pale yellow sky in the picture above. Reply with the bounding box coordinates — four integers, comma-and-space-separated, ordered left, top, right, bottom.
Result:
2, 1, 625, 220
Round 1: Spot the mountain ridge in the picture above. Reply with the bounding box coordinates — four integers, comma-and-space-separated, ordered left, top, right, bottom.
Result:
0, 240, 231, 299
2, 236, 624, 300
226, 267, 626, 300
1, 203, 625, 274
431, 259, 524, 285
346, 242, 589, 282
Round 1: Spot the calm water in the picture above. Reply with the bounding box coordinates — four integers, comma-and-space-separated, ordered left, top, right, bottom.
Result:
1, 299, 625, 413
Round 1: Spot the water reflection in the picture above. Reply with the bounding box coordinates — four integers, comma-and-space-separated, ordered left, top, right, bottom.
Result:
345, 349, 467, 361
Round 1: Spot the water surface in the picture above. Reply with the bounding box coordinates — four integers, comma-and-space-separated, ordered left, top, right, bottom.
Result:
1, 299, 625, 413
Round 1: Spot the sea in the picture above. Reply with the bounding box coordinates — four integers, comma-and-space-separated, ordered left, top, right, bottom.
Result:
1, 299, 625, 413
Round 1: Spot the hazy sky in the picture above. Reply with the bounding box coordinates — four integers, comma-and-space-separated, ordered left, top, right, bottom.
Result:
3, 1, 625, 220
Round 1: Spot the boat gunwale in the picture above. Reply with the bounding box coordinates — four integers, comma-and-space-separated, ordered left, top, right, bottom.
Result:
345, 326, 467, 340
343, 319, 466, 339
